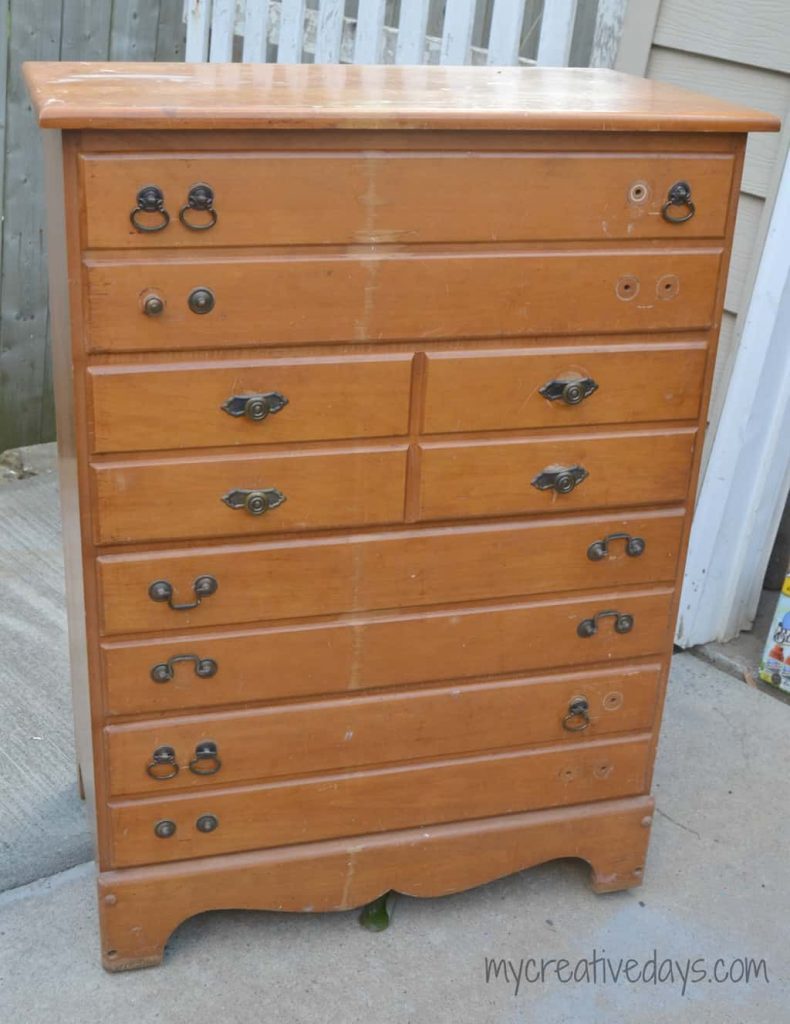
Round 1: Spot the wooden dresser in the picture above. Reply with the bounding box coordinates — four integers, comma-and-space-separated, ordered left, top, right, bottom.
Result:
25, 62, 777, 971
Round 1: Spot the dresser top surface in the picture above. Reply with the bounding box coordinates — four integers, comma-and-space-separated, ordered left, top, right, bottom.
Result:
24, 62, 779, 133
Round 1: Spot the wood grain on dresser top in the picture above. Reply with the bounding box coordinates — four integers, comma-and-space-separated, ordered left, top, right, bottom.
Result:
23, 63, 780, 132
26, 61, 779, 968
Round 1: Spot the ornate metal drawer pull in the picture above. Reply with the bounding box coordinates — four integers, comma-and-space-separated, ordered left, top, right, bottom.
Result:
532, 464, 588, 495
221, 392, 289, 421
147, 746, 179, 781
150, 653, 218, 684
539, 376, 598, 406
562, 697, 591, 732
587, 532, 646, 561
179, 182, 217, 231
661, 180, 695, 224
148, 575, 218, 611
130, 185, 170, 233
222, 487, 286, 516
189, 741, 221, 776
577, 609, 634, 639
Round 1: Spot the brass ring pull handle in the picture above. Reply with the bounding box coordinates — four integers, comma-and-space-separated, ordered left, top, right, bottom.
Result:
562, 697, 591, 732
221, 392, 289, 421
539, 376, 598, 405
189, 741, 221, 776
587, 532, 646, 561
148, 575, 218, 611
179, 182, 217, 231
150, 653, 218, 684
661, 180, 695, 224
532, 464, 588, 495
577, 609, 634, 639
222, 487, 286, 516
130, 185, 170, 233
146, 746, 179, 781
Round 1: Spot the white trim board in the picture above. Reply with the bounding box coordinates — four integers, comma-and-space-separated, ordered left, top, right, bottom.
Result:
677, 146, 790, 647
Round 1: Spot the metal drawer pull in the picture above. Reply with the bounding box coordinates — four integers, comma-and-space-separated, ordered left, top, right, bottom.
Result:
146, 746, 179, 781
148, 575, 218, 611
130, 184, 169, 233
661, 180, 695, 224
577, 610, 634, 639
154, 819, 177, 838
221, 391, 289, 421
562, 697, 591, 732
539, 376, 598, 405
196, 814, 219, 833
189, 741, 221, 776
188, 286, 215, 314
150, 654, 218, 684
179, 182, 217, 231
222, 487, 286, 516
587, 532, 646, 561
532, 464, 588, 494
142, 293, 165, 317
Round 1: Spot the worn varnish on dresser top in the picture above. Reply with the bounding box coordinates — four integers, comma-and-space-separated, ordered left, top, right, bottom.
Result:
24, 62, 778, 971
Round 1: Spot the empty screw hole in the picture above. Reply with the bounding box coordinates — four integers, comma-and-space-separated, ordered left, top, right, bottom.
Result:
106, 949, 118, 959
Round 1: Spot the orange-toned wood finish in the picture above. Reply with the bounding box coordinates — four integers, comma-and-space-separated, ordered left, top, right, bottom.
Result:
84, 249, 723, 351
88, 354, 413, 453
28, 62, 777, 971
79, 151, 735, 247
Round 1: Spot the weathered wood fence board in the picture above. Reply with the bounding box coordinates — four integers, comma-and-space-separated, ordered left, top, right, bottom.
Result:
0, 0, 186, 452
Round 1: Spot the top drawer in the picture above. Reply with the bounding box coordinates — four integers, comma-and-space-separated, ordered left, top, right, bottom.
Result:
80, 151, 733, 249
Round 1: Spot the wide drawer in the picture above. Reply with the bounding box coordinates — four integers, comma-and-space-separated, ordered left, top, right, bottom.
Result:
108, 734, 651, 867
84, 249, 722, 352
81, 151, 733, 249
88, 354, 413, 454
105, 664, 661, 797
91, 445, 408, 545
422, 342, 707, 433
418, 427, 696, 522
96, 511, 684, 637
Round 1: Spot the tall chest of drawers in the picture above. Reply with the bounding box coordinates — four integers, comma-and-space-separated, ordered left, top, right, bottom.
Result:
26, 62, 777, 970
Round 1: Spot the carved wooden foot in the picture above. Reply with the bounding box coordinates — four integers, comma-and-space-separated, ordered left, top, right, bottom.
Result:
97, 795, 654, 971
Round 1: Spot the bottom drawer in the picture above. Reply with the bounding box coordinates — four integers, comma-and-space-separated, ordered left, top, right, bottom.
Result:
109, 734, 651, 868
105, 663, 662, 797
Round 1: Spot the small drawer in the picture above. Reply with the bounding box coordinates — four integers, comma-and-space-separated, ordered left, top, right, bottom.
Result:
88, 354, 413, 454
109, 735, 651, 867
422, 343, 707, 434
91, 445, 408, 545
104, 664, 661, 797
81, 151, 733, 249
418, 426, 696, 522
83, 249, 721, 352
96, 511, 684, 638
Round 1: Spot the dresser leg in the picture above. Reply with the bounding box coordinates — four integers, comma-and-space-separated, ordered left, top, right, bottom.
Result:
587, 808, 653, 894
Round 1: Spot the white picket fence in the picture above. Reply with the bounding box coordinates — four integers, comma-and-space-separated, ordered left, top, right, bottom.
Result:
184, 0, 627, 68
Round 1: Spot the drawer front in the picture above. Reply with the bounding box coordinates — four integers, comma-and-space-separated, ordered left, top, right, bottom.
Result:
422, 343, 707, 434
102, 589, 673, 714
105, 665, 661, 797
84, 250, 721, 352
419, 427, 695, 522
96, 511, 684, 637
88, 354, 413, 454
81, 151, 733, 249
109, 735, 650, 867
91, 445, 408, 545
